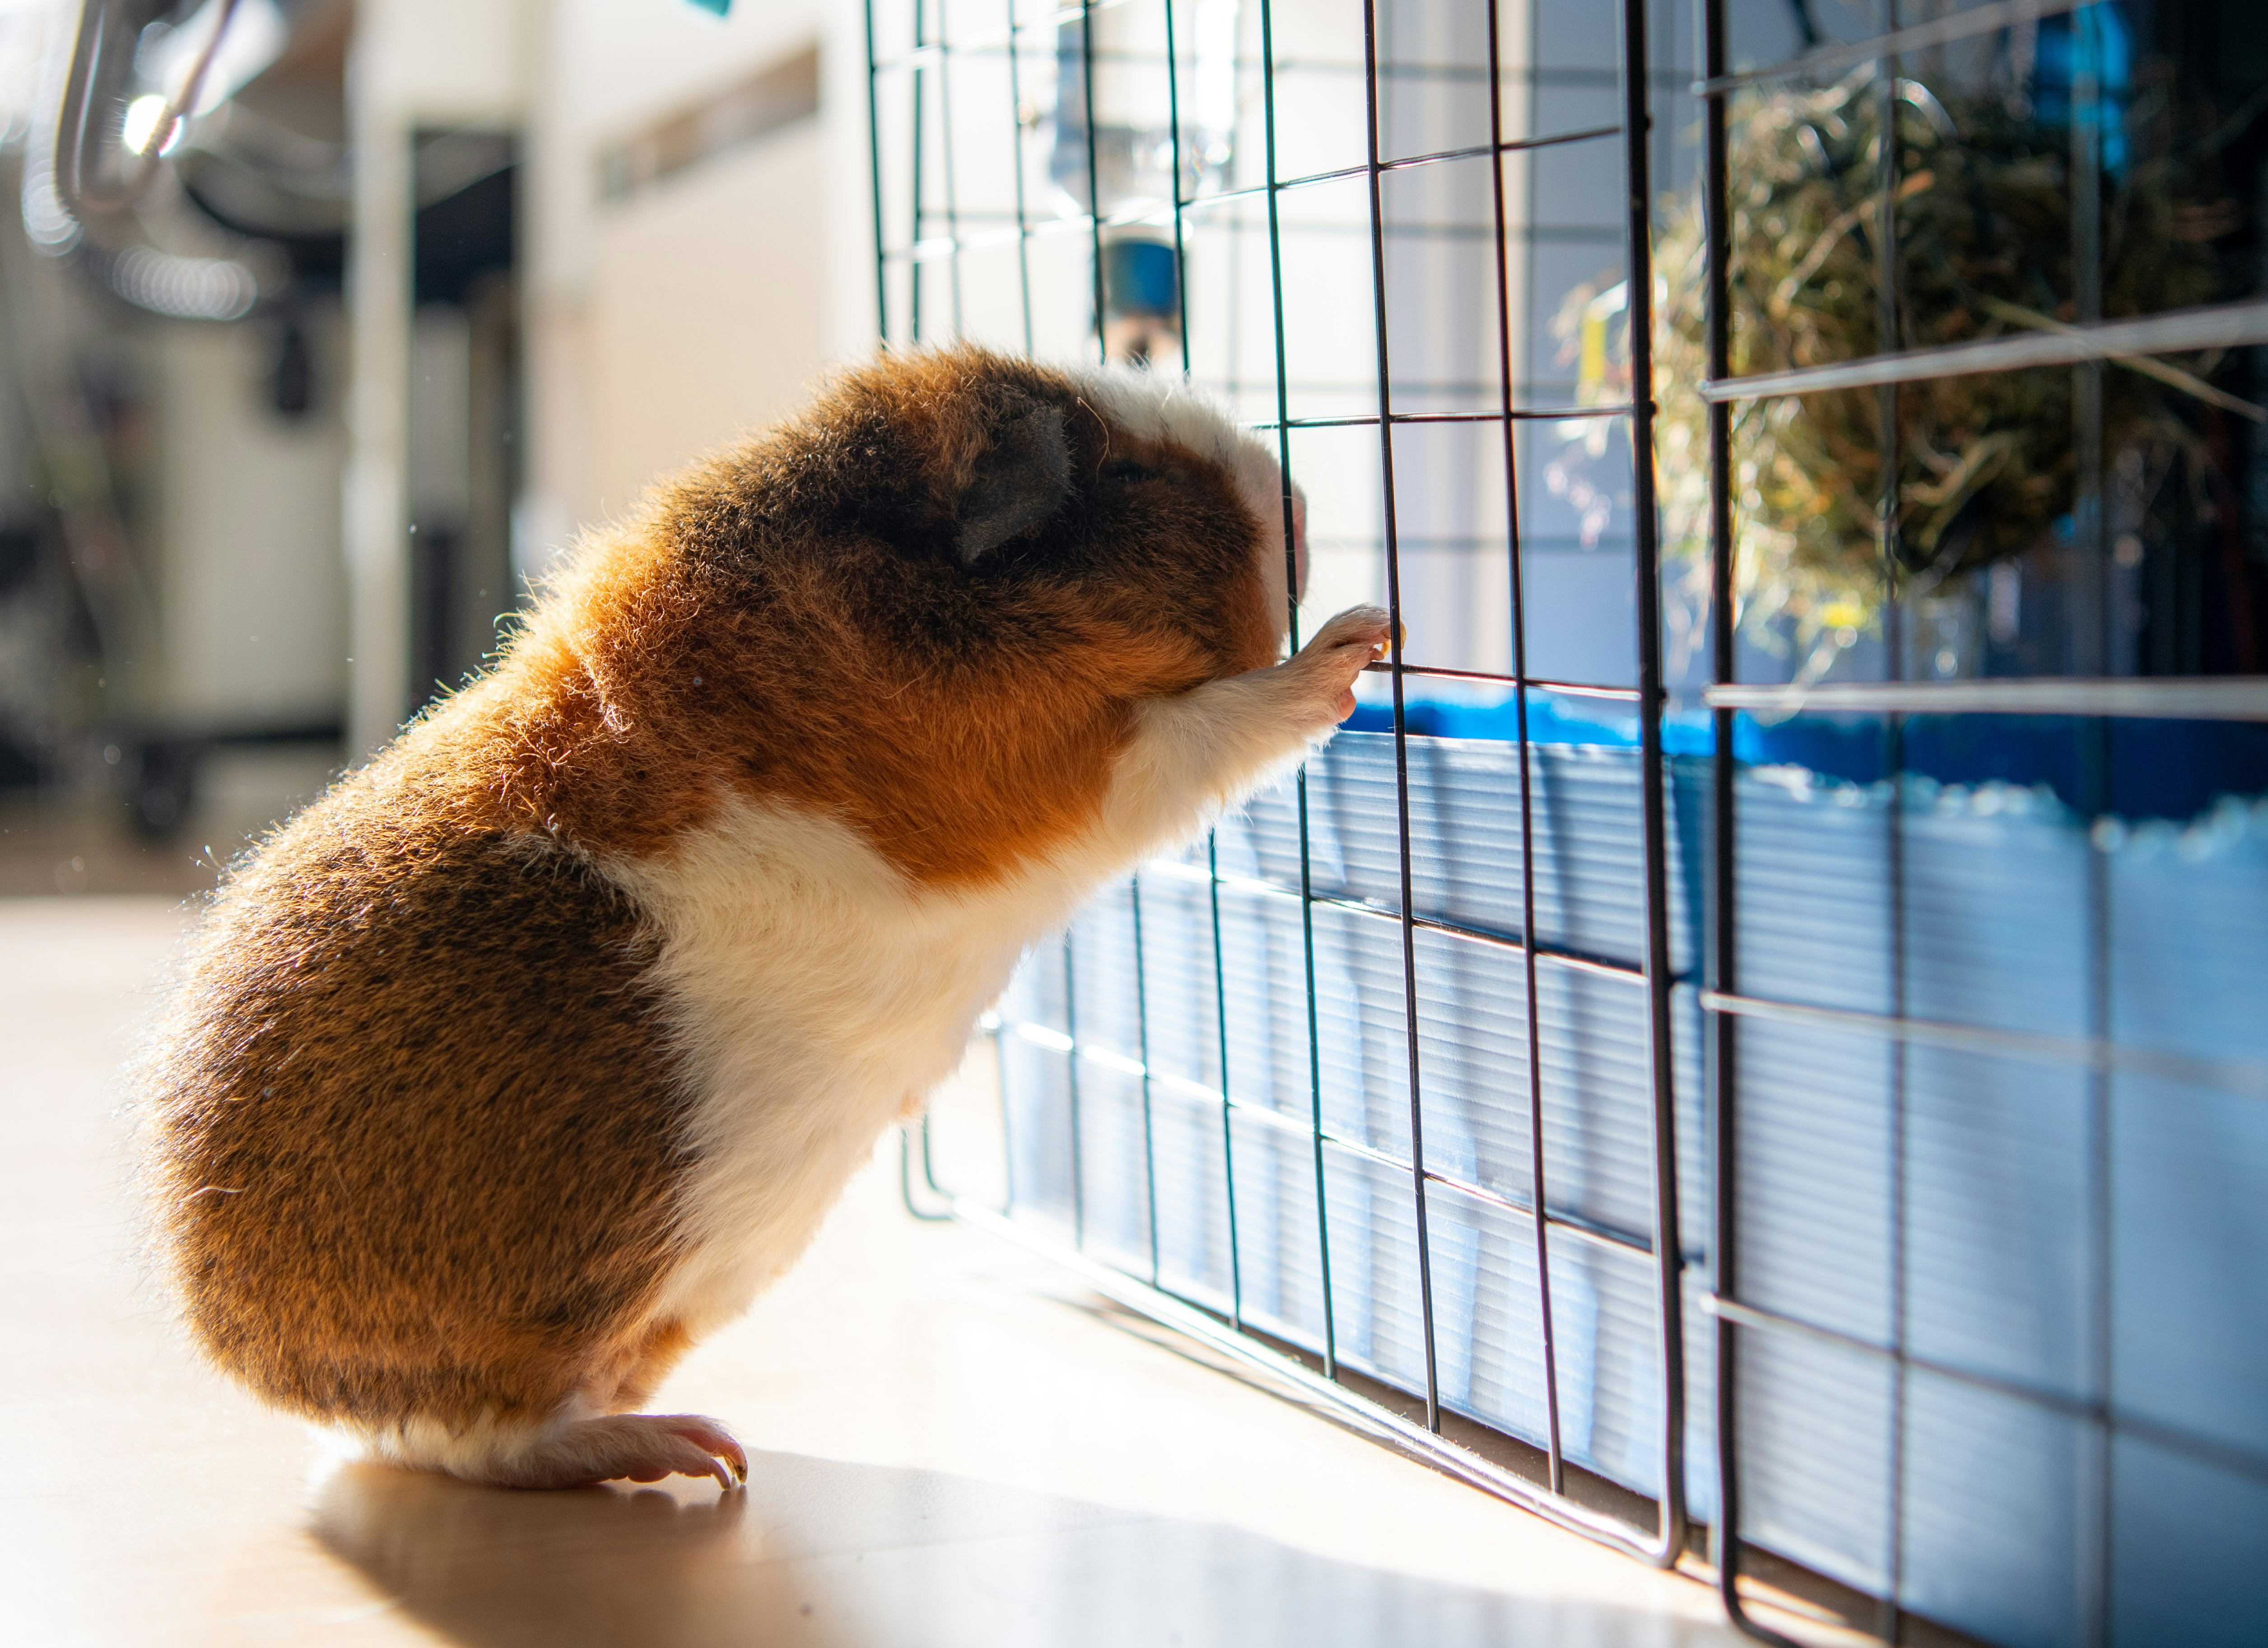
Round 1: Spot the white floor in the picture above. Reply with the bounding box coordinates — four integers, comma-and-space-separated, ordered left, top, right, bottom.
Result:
0, 896, 1760, 1647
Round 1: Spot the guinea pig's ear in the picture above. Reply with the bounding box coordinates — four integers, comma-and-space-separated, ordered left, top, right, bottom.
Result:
954, 401, 1072, 565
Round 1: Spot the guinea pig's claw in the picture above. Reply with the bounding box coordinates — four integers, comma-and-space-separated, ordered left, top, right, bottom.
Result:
657, 1414, 749, 1489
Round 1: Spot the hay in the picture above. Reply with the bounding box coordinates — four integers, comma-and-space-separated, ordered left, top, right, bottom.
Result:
1556, 70, 2241, 677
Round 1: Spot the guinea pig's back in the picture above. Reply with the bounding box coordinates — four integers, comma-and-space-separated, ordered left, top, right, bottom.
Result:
144, 742, 696, 1433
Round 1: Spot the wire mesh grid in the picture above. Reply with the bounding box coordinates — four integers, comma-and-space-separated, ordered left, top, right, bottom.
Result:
868, 2, 2268, 1643
866, 0, 1692, 1565
1694, 4, 2268, 1647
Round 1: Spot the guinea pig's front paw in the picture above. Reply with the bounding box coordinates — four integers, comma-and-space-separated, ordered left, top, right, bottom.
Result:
1287, 605, 1393, 724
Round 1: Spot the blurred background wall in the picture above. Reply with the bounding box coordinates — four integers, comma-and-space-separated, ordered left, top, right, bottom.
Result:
0, 0, 866, 893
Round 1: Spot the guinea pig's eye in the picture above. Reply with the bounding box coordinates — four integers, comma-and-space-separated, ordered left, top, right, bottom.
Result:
1098, 457, 1157, 485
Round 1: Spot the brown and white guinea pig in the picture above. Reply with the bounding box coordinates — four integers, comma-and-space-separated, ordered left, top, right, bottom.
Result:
139, 345, 1388, 1492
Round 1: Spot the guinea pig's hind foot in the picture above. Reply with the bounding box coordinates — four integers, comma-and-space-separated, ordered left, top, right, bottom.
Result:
484, 1413, 748, 1492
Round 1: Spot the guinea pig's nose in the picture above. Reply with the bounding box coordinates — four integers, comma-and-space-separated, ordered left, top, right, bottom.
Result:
1291, 486, 1310, 603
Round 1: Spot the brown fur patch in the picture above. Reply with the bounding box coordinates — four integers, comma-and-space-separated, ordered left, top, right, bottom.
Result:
146, 755, 692, 1429
607, 1319, 694, 1411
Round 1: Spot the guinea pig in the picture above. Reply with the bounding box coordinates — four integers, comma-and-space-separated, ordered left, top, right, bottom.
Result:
140, 345, 1389, 1491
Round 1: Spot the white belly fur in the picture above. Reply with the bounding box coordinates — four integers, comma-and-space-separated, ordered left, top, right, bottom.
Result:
607, 795, 1122, 1341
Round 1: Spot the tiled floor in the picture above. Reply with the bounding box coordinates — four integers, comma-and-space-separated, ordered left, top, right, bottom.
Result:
2, 895, 1755, 1647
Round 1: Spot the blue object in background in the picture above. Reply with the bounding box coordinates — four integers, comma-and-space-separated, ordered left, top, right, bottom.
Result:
1103, 239, 1179, 319
2030, 1, 2133, 175
1341, 695, 2268, 823
682, 0, 731, 15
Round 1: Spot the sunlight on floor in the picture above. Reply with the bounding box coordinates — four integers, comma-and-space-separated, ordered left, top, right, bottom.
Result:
0, 895, 1748, 1647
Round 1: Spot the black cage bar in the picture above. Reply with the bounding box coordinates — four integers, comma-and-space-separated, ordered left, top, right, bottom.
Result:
870, 2, 2268, 1643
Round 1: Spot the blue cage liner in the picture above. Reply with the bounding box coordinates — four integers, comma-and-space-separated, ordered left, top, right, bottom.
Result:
993, 724, 2268, 1648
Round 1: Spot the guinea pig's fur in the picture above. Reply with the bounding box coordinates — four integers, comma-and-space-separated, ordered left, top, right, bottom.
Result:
140, 346, 1387, 1491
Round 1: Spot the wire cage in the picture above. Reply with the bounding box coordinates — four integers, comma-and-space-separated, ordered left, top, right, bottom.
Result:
866, 3, 2268, 1644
